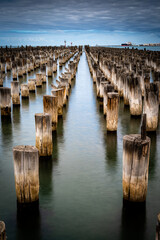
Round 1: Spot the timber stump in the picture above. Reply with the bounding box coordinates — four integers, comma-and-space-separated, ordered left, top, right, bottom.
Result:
43, 95, 58, 131
35, 113, 53, 157
0, 221, 6, 240
123, 134, 150, 202
13, 145, 39, 204
0, 87, 11, 116
106, 92, 119, 131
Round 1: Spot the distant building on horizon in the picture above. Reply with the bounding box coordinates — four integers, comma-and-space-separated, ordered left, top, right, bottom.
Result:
121, 42, 132, 46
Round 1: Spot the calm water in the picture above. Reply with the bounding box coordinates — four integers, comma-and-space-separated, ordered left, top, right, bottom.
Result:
103, 45, 160, 51
0, 52, 160, 240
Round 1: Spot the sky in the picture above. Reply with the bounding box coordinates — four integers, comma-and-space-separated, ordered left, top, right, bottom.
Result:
0, 0, 160, 46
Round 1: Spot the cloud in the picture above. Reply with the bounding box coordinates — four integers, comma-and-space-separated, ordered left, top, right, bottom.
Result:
0, 0, 160, 45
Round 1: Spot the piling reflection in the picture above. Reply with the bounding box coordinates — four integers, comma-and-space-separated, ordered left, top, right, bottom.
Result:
29, 92, 36, 102
120, 201, 146, 240
39, 157, 53, 196
52, 131, 59, 163
130, 115, 141, 133
36, 83, 46, 96
105, 131, 117, 169
48, 76, 53, 85
147, 132, 157, 179
12, 105, 21, 125
1, 116, 12, 141
16, 202, 41, 240
22, 98, 29, 110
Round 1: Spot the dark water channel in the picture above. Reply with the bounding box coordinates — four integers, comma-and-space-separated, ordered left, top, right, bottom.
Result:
0, 52, 160, 240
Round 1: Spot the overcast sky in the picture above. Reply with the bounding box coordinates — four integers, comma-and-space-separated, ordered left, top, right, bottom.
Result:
0, 0, 160, 46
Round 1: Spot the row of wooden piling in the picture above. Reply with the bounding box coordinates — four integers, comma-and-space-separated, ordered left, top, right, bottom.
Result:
0, 46, 82, 236
85, 46, 160, 132
85, 45, 160, 235
85, 46, 151, 203
12, 50, 82, 207
0, 46, 79, 84
85, 48, 119, 131
0, 48, 79, 116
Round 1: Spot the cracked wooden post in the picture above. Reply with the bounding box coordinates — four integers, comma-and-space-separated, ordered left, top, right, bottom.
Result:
35, 113, 53, 157
0, 221, 6, 240
103, 84, 114, 115
21, 84, 29, 98
12, 62, 17, 80
156, 213, 160, 240
11, 81, 20, 105
40, 65, 46, 83
0, 78, 3, 87
13, 145, 39, 204
106, 92, 119, 131
129, 77, 142, 116
143, 83, 159, 131
53, 60, 57, 73
123, 133, 150, 202
36, 74, 42, 87
0, 87, 11, 116
28, 79, 36, 92
51, 88, 64, 116
43, 95, 58, 131
47, 60, 53, 77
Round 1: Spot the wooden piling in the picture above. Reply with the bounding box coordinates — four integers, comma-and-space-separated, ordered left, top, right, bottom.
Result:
123, 134, 150, 202
28, 79, 36, 92
11, 81, 20, 105
143, 83, 159, 131
0, 87, 11, 116
35, 113, 53, 157
103, 84, 114, 115
106, 92, 119, 131
36, 74, 42, 87
0, 221, 6, 240
129, 77, 142, 116
156, 213, 160, 240
21, 84, 29, 98
51, 88, 64, 116
13, 145, 39, 204
43, 95, 58, 131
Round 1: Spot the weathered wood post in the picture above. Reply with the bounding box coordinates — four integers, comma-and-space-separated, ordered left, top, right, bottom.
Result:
0, 77, 3, 87
103, 84, 114, 115
106, 92, 119, 131
129, 77, 142, 116
21, 84, 29, 98
51, 88, 64, 116
13, 145, 39, 204
11, 81, 20, 105
28, 79, 36, 92
123, 114, 150, 202
36, 74, 42, 87
40, 64, 46, 83
143, 83, 159, 131
43, 95, 58, 131
156, 213, 160, 240
47, 60, 53, 77
53, 60, 57, 73
0, 87, 11, 116
35, 113, 53, 157
12, 62, 18, 80
0, 221, 6, 240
